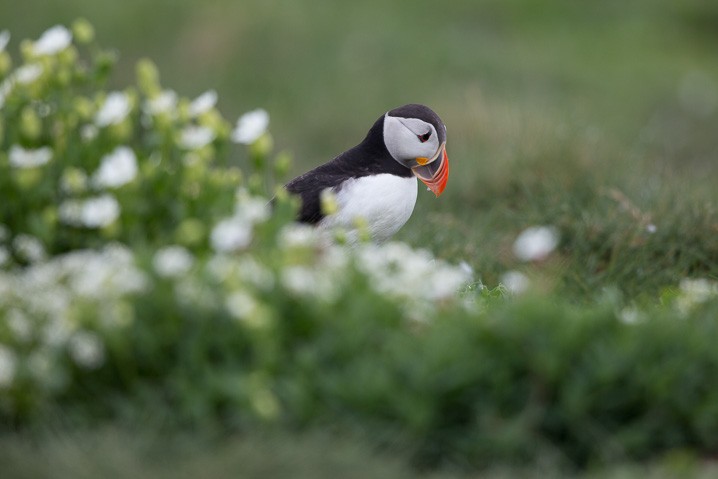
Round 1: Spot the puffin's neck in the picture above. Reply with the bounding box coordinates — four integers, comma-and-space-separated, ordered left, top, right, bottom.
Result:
344, 115, 413, 178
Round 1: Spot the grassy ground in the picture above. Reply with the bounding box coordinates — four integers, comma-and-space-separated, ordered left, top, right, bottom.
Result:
2, 427, 718, 479
1, 0, 718, 476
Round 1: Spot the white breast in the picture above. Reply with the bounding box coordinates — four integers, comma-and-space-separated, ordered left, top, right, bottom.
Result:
319, 174, 418, 242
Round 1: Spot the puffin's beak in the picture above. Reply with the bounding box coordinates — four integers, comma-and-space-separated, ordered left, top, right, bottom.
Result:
412, 143, 449, 197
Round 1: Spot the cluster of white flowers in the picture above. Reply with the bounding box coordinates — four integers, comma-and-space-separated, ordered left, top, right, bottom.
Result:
0, 244, 149, 389
59, 194, 121, 228
232, 108, 269, 144
356, 242, 472, 306
675, 278, 718, 315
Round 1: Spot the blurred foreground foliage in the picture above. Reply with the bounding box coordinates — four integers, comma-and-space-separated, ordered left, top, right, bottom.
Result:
1, 22, 718, 475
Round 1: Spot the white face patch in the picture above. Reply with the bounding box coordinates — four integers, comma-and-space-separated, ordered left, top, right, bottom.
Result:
383, 114, 440, 165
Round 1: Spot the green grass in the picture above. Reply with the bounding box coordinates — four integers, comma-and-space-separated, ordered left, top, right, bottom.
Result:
1, 0, 718, 476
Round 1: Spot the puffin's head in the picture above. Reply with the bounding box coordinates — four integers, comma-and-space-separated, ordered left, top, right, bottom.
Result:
383, 104, 449, 197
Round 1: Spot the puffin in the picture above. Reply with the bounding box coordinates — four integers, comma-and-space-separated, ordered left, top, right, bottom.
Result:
285, 104, 449, 242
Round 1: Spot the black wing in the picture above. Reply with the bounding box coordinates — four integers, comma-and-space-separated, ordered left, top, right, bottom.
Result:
285, 164, 348, 224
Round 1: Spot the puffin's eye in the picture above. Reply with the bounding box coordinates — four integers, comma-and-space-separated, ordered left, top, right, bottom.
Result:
418, 131, 431, 143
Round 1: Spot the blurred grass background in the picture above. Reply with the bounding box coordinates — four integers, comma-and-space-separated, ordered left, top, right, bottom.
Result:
2, 1, 718, 476
3, 0, 717, 297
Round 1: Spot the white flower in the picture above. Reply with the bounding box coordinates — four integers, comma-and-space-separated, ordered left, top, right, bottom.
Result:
0, 30, 10, 52
279, 224, 318, 249
232, 108, 269, 144
79, 195, 121, 228
81, 124, 98, 142
32, 25, 72, 56
619, 307, 642, 325
237, 256, 275, 290
59, 194, 120, 228
354, 241, 471, 304
8, 145, 52, 168
145, 89, 177, 116
281, 266, 317, 296
0, 344, 17, 387
15, 64, 43, 84
92, 146, 138, 188
179, 125, 215, 149
95, 91, 131, 127
225, 290, 259, 320
153, 245, 194, 278
236, 193, 271, 223
13, 234, 46, 263
211, 216, 253, 252
62, 244, 148, 299
646, 223, 657, 234
459, 261, 474, 278
501, 270, 530, 295
0, 246, 9, 267
513, 226, 559, 262
676, 278, 718, 314
188, 90, 217, 117
68, 330, 105, 369
425, 264, 473, 301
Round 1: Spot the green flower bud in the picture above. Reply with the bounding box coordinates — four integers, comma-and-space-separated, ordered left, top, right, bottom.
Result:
108, 120, 132, 142
58, 45, 78, 67
19, 40, 34, 61
175, 218, 205, 246
248, 174, 264, 195
135, 58, 161, 97
13, 168, 43, 189
20, 107, 42, 140
72, 18, 95, 44
320, 188, 338, 216
273, 150, 292, 178
60, 167, 88, 194
353, 216, 371, 243
73, 96, 94, 120
93, 49, 117, 81
250, 132, 273, 159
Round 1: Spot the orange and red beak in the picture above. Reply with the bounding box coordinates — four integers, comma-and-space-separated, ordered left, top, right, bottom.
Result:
412, 143, 449, 197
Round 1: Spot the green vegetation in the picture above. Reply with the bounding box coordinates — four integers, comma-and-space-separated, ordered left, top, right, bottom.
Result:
1, 1, 717, 476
